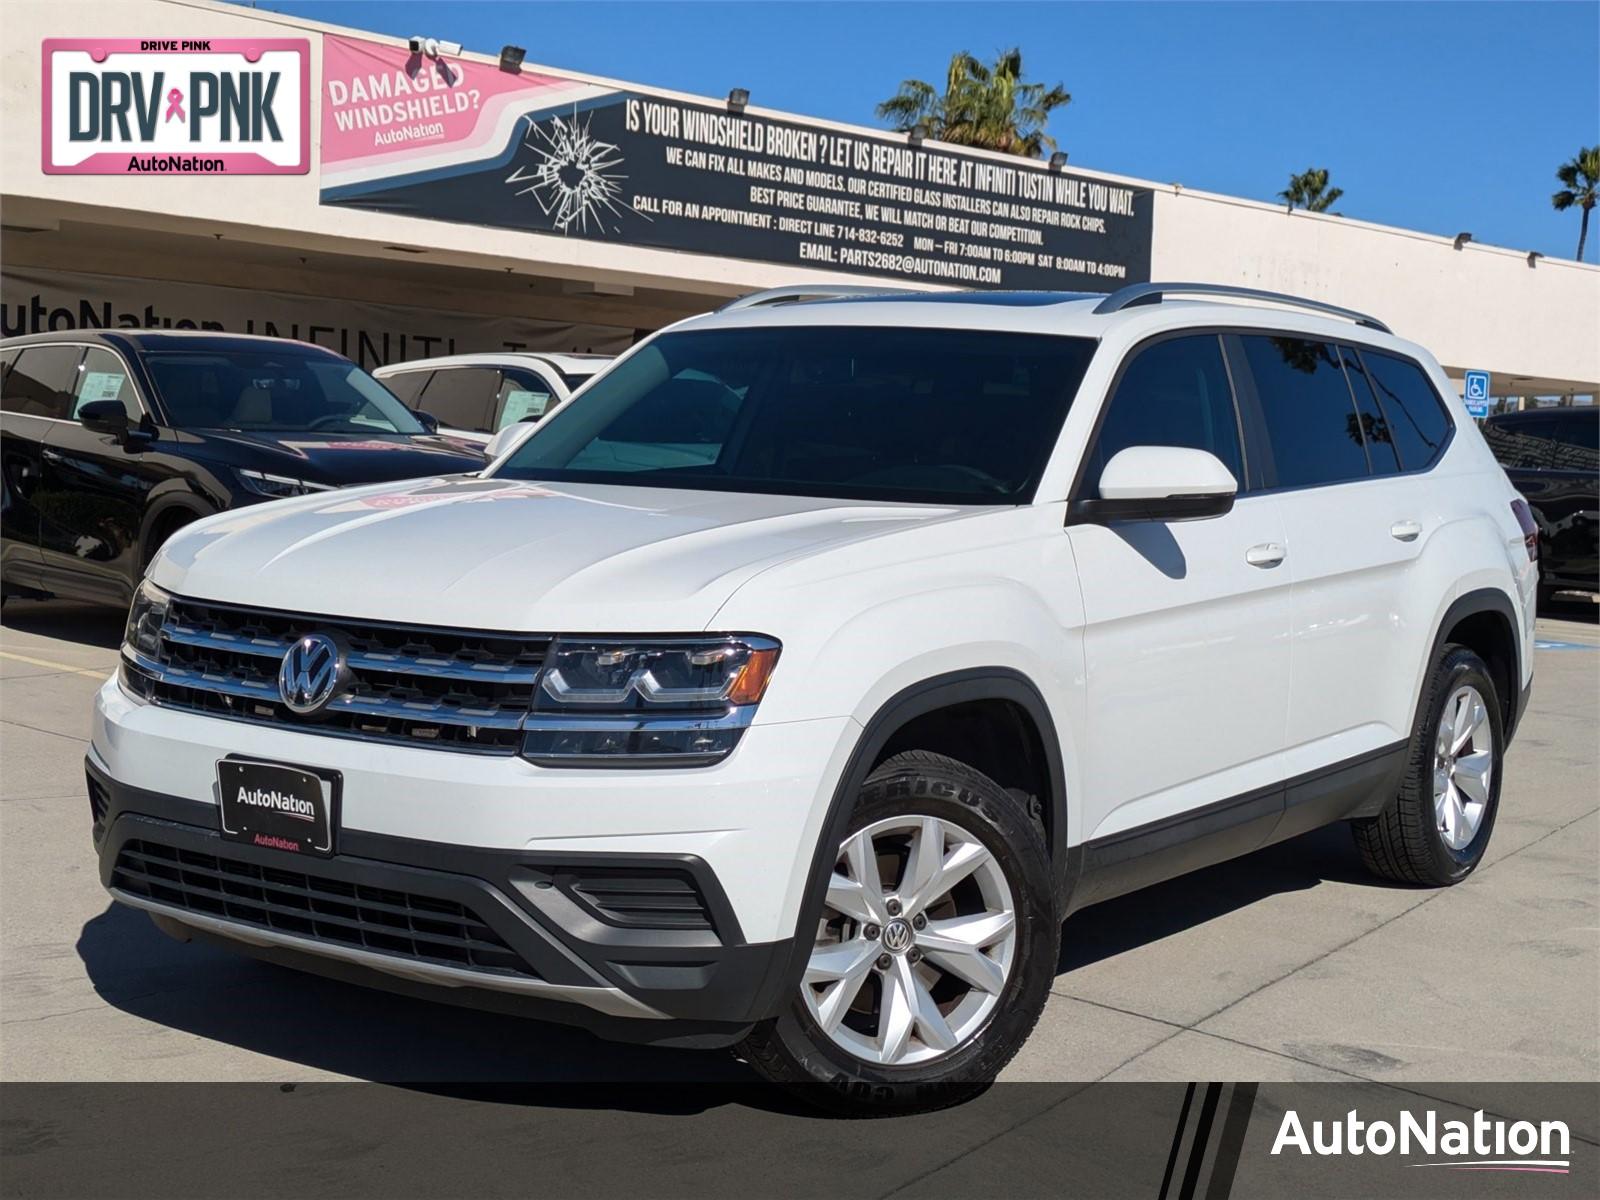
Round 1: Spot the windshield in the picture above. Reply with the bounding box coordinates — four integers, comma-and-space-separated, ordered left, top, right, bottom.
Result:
146, 350, 426, 434
496, 326, 1095, 504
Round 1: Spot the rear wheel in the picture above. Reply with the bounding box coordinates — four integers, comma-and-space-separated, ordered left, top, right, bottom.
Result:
739, 750, 1057, 1114
1352, 645, 1503, 886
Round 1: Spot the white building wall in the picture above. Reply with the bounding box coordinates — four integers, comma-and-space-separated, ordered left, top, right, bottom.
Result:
3, 0, 1597, 391
1151, 188, 1599, 388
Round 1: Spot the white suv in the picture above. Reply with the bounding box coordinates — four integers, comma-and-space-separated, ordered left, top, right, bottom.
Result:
374, 351, 613, 455
90, 283, 1537, 1110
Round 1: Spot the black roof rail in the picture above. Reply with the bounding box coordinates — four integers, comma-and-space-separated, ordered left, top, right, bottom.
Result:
717, 284, 911, 312
1092, 282, 1391, 333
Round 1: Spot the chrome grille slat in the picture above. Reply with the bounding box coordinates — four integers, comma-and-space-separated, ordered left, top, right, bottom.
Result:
161, 622, 539, 683
130, 597, 549, 754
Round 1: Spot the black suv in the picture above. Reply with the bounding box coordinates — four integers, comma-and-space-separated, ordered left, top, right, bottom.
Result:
1482, 406, 1598, 606
1, 331, 486, 608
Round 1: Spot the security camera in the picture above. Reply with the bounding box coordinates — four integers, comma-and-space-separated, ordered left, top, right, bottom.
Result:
406, 35, 461, 59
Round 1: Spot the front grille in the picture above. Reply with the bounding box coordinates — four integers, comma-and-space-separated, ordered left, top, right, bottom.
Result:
112, 840, 536, 978
126, 597, 549, 753
87, 771, 110, 825
562, 867, 716, 932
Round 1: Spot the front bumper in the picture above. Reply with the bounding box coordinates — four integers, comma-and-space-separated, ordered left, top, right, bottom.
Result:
90, 674, 857, 1042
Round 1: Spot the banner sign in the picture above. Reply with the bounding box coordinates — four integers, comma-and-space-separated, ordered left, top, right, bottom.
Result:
0, 267, 632, 367
319, 36, 1153, 291
42, 38, 309, 175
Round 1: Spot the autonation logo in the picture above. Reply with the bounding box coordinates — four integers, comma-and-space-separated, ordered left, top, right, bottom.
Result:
235, 786, 316, 823
1273, 1106, 1571, 1174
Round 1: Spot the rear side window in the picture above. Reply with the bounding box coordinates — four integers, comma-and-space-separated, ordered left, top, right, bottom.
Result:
1483, 417, 1555, 469
381, 370, 431, 406
1240, 335, 1369, 489
1359, 350, 1451, 470
72, 347, 142, 422
1554, 412, 1599, 469
1339, 346, 1400, 475
496, 368, 556, 430
419, 368, 499, 433
1083, 334, 1243, 497
1, 345, 83, 419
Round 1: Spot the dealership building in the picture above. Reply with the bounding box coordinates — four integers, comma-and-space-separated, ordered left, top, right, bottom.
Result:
4, 0, 1597, 407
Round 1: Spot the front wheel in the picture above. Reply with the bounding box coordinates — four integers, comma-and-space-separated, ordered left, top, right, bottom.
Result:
738, 750, 1057, 1114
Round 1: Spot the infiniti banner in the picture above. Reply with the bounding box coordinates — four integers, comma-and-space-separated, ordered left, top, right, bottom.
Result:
1, 266, 632, 365
319, 35, 1153, 291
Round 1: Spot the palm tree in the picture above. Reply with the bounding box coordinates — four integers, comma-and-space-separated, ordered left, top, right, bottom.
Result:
1552, 146, 1599, 261
1279, 168, 1343, 213
877, 49, 1070, 158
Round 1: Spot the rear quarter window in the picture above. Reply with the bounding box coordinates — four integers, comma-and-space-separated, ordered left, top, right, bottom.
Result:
1358, 350, 1452, 470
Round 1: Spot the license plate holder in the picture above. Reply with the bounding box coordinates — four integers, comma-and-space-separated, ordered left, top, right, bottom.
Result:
216, 757, 339, 857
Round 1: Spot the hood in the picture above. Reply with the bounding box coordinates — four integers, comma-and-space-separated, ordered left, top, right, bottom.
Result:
178, 429, 486, 484
151, 475, 977, 631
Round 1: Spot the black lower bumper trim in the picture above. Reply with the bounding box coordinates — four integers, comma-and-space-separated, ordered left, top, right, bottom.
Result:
88, 758, 794, 1034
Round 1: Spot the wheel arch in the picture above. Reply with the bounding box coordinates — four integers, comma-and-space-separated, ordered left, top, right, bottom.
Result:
777, 668, 1069, 999
1426, 587, 1524, 742
138, 492, 218, 573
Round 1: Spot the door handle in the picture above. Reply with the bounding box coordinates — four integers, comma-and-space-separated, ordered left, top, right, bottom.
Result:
1245, 542, 1286, 568
1390, 520, 1422, 542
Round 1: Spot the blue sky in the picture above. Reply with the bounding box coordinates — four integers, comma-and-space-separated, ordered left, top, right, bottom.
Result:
263, 1, 1600, 261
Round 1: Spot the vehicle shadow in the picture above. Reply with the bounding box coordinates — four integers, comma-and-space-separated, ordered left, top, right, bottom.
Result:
0, 599, 125, 650
1058, 821, 1378, 973
79, 823, 1377, 1103
74, 901, 809, 1115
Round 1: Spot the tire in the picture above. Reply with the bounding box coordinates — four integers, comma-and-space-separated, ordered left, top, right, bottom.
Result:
1352, 645, 1503, 886
738, 750, 1057, 1115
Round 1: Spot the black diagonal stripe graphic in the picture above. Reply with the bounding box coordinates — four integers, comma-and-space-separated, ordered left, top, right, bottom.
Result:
1179, 1083, 1224, 1199
1158, 1083, 1198, 1200
1204, 1083, 1260, 1200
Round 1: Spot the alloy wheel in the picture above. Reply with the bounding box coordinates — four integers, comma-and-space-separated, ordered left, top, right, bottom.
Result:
801, 814, 1017, 1067
1433, 684, 1494, 850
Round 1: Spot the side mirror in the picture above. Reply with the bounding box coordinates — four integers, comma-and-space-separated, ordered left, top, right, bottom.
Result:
414, 410, 440, 433
1069, 446, 1238, 524
78, 400, 133, 439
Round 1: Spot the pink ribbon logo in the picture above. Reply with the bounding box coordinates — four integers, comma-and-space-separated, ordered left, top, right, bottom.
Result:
164, 88, 185, 123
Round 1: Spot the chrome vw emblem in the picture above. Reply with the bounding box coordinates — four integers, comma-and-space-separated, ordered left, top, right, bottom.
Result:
278, 633, 346, 715
881, 918, 914, 954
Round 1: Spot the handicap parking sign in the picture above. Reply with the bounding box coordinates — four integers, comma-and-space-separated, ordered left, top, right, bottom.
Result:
1463, 370, 1491, 418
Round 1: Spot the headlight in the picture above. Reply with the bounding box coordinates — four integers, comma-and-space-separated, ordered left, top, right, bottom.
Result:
123, 580, 170, 658
520, 635, 780, 767
236, 469, 334, 498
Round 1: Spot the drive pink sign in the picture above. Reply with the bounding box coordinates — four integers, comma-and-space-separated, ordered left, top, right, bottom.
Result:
42, 38, 309, 174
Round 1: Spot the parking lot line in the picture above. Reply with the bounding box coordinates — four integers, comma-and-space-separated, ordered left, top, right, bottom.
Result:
0, 651, 110, 681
